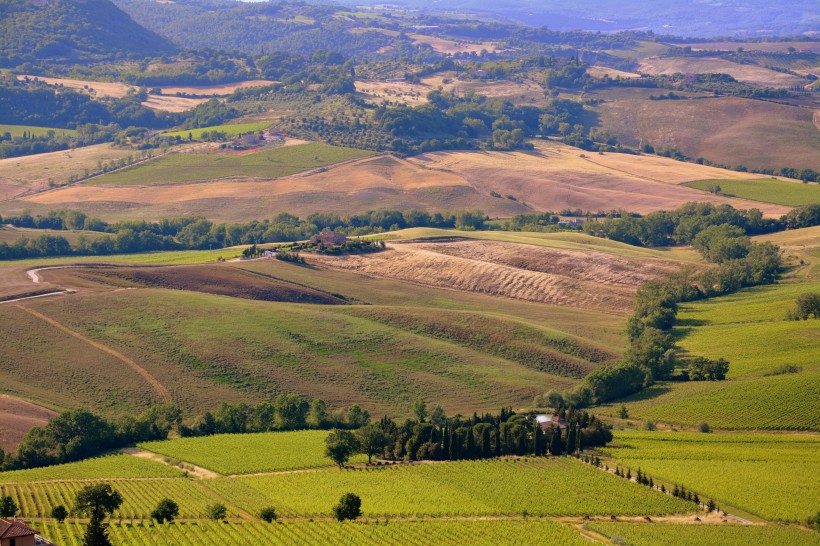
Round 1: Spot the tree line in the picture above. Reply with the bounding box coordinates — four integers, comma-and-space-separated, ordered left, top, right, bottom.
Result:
324, 402, 613, 468
0, 209, 488, 260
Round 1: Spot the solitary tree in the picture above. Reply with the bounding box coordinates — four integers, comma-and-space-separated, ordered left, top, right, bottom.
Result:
51, 505, 68, 522
333, 493, 362, 521
205, 503, 227, 521
325, 429, 359, 469
355, 424, 387, 464
259, 506, 277, 523
151, 498, 179, 523
618, 405, 629, 419
413, 399, 428, 422
75, 483, 123, 546
0, 496, 17, 518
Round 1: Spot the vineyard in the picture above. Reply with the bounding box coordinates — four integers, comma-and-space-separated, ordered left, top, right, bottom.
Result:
139, 430, 367, 475
589, 522, 820, 546
600, 431, 820, 521
0, 455, 182, 483
205, 458, 693, 517
38, 519, 590, 546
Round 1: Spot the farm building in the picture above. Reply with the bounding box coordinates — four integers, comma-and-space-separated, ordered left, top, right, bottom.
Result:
536, 414, 568, 432
261, 250, 275, 258
0, 518, 42, 546
311, 232, 348, 247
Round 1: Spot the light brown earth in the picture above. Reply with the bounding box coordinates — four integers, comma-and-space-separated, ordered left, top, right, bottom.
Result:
0, 394, 57, 451
597, 96, 820, 172
637, 57, 806, 88
308, 239, 682, 314
676, 42, 820, 54
587, 66, 641, 79
408, 34, 501, 55
5, 142, 793, 222
156, 80, 277, 96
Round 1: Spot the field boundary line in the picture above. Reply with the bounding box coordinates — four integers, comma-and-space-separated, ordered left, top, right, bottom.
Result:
15, 304, 172, 403
122, 448, 220, 479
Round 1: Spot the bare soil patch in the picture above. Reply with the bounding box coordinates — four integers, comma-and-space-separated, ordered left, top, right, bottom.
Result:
587, 66, 641, 79
122, 448, 220, 479
409, 34, 500, 55
156, 80, 277, 96
0, 394, 57, 451
86, 264, 346, 305
678, 42, 820, 54
638, 57, 805, 88
308, 239, 681, 314
19, 75, 132, 98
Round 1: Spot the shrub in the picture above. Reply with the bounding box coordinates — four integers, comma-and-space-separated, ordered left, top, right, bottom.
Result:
789, 292, 820, 320
0, 496, 17, 518
642, 420, 656, 431
259, 506, 277, 523
333, 492, 362, 521
151, 498, 179, 523
205, 503, 227, 521
696, 421, 711, 433
51, 505, 68, 522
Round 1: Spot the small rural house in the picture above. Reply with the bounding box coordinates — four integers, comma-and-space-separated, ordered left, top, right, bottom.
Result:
0, 518, 42, 546
261, 250, 275, 258
311, 232, 348, 247
536, 414, 568, 432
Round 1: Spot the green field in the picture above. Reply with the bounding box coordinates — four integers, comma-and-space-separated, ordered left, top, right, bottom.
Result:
207, 458, 692, 518
0, 455, 182, 483
87, 143, 373, 185
686, 178, 820, 206
0, 124, 76, 138
601, 430, 820, 522
140, 431, 367, 475
590, 522, 820, 546
40, 519, 591, 546
0, 227, 108, 245
162, 122, 271, 140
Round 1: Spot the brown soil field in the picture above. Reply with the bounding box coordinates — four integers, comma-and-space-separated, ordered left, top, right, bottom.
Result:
637, 57, 806, 88
409, 142, 791, 216
587, 66, 641, 79
676, 42, 820, 54
598, 96, 820, 172
421, 75, 546, 104
84, 264, 346, 304
156, 80, 277, 96
409, 34, 500, 55
0, 394, 57, 451
0, 143, 146, 193
307, 239, 681, 314
140, 95, 208, 112
19, 75, 132, 98
355, 80, 430, 105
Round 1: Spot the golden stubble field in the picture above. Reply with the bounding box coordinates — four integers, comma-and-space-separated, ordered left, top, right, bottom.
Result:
637, 57, 806, 88
308, 238, 682, 314
3, 142, 794, 222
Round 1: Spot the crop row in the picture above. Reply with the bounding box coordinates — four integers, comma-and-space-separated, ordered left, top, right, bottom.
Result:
589, 522, 820, 546
0, 455, 182, 484
38, 519, 590, 546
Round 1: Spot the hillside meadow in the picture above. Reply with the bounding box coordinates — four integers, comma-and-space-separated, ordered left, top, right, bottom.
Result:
686, 178, 820, 206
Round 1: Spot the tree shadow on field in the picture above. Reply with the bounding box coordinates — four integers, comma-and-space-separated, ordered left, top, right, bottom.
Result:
618, 384, 673, 403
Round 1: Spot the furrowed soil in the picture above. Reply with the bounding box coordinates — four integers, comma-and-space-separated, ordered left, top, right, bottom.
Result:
0, 394, 57, 451
82, 264, 346, 304
307, 239, 682, 314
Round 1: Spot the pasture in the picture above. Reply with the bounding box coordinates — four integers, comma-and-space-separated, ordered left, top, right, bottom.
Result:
686, 178, 820, 206
162, 122, 271, 140
140, 431, 367, 475
601, 431, 820, 521
0, 124, 76, 138
87, 143, 373, 186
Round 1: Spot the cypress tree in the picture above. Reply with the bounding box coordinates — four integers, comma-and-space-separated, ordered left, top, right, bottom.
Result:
448, 430, 458, 461
626, 469, 632, 481
566, 423, 576, 456
673, 484, 679, 497
482, 426, 492, 459
466, 427, 476, 459
533, 424, 542, 456
442, 427, 450, 459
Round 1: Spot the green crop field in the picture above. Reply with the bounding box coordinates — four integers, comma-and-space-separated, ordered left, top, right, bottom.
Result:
87, 143, 373, 185
207, 458, 693, 517
162, 122, 271, 140
39, 519, 591, 546
601, 430, 820, 521
590, 522, 820, 546
0, 124, 77, 138
686, 179, 820, 206
0, 227, 109, 245
0, 455, 182, 483
140, 430, 367, 474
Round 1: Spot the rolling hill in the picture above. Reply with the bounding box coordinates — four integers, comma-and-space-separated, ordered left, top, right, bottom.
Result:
0, 0, 176, 66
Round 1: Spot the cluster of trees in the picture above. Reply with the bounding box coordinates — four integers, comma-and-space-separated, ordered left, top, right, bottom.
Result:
585, 202, 786, 248
787, 292, 820, 320
178, 397, 372, 438
325, 403, 613, 467
0, 209, 487, 260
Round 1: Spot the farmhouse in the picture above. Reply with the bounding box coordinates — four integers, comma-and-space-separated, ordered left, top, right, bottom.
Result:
536, 414, 568, 432
0, 518, 43, 546
311, 232, 348, 247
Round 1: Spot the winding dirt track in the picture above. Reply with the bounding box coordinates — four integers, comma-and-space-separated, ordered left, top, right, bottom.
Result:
14, 304, 171, 403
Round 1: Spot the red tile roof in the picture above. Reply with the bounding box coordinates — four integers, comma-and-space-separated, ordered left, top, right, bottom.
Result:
0, 518, 37, 538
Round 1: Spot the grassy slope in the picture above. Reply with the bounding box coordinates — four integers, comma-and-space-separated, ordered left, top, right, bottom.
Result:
686, 179, 820, 206
0, 124, 76, 138
87, 143, 373, 185
601, 430, 820, 521
162, 122, 271, 139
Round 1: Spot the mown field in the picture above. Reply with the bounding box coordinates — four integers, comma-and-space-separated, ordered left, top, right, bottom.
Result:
0, 124, 76, 138
87, 143, 373, 186
162, 122, 271, 140
686, 179, 820, 206
590, 522, 820, 546
140, 431, 367, 475
601, 431, 820, 521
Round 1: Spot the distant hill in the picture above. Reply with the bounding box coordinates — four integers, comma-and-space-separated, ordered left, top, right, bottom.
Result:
0, 0, 177, 66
